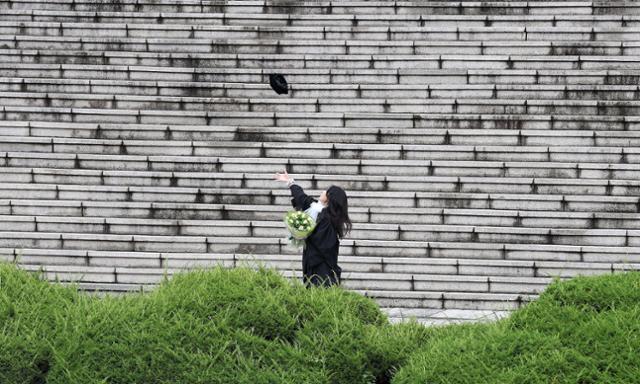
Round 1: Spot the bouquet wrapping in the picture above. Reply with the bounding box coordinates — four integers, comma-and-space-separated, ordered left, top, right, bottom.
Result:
284, 210, 316, 248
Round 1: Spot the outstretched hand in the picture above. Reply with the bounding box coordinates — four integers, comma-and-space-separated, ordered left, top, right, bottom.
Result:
274, 170, 291, 183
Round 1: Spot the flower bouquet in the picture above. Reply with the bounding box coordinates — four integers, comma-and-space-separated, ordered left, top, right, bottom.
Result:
284, 210, 316, 248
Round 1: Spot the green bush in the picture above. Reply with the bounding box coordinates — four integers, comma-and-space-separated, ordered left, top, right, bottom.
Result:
1, 262, 638, 384
391, 273, 640, 384
0, 263, 388, 384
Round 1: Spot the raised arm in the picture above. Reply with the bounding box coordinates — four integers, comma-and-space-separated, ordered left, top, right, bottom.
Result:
289, 184, 316, 211
274, 170, 316, 211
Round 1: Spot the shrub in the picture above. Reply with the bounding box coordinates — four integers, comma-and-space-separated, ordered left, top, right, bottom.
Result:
392, 273, 640, 384
2, 263, 638, 384
0, 263, 386, 384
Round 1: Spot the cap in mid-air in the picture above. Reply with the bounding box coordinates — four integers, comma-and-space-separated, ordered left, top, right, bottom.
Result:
269, 73, 289, 95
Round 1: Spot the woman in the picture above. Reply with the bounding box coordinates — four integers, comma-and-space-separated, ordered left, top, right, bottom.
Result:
274, 170, 352, 287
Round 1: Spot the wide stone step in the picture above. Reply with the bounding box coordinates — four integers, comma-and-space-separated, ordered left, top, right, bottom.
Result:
1, 215, 638, 246
4, 244, 639, 309
5, 246, 633, 281
3, 165, 640, 197
6, 239, 640, 264
362, 290, 536, 312
2, 78, 639, 101
0, 133, 639, 164
0, 14, 637, 30
6, 106, 640, 137
0, 1, 609, 16
2, 150, 640, 180
2, 260, 562, 296
3, 198, 640, 229
1, 10, 635, 28
4, 21, 640, 42
9, 50, 640, 72
2, 120, 639, 148
2, 34, 640, 56
2, 9, 637, 29
7, 91, 640, 116
0, 124, 640, 152
5, 62, 640, 85
0, 210, 640, 246
0, 245, 547, 273
382, 309, 511, 325
0, 134, 639, 164
382, 308, 509, 325
3, 181, 638, 212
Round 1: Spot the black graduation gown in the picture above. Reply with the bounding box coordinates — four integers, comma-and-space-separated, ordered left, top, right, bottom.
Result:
289, 184, 342, 287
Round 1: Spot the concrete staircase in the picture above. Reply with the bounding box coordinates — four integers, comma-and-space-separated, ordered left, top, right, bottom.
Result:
1, 0, 639, 325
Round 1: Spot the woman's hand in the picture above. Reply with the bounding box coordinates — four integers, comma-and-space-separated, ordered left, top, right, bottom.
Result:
274, 170, 291, 183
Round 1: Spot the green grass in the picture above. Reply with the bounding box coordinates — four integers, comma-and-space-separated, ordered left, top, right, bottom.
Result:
1, 262, 638, 384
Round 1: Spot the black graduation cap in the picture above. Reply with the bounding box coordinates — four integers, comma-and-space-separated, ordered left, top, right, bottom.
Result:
269, 73, 289, 95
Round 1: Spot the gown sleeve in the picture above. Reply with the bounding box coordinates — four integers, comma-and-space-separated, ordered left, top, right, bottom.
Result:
289, 184, 316, 211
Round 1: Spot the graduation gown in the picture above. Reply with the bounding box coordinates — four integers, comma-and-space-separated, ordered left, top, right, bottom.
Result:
289, 184, 342, 287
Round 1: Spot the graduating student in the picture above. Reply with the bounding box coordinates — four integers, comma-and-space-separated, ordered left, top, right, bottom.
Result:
274, 170, 352, 287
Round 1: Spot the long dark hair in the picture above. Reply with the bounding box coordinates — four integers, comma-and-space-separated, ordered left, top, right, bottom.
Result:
325, 185, 352, 239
